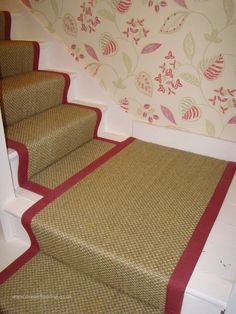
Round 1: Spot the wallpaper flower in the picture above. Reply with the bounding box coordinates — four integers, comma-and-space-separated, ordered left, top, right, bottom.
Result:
23, 0, 236, 142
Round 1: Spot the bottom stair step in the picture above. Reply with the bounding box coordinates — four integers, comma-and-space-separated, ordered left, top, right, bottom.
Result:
0, 252, 158, 314
7, 104, 98, 180
29, 139, 228, 311
30, 138, 116, 190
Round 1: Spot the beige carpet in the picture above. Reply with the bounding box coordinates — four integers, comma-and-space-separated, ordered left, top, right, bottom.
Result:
31, 139, 227, 312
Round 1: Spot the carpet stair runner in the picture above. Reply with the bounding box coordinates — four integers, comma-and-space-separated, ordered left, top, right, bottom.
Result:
1, 11, 236, 314
0, 11, 158, 313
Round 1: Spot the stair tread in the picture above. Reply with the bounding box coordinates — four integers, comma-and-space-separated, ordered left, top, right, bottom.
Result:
31, 138, 115, 190
1, 71, 67, 126
0, 40, 37, 78
7, 104, 97, 178
30, 139, 227, 310
0, 252, 157, 314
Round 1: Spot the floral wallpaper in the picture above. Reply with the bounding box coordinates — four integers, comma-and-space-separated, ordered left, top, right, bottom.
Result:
22, 0, 236, 142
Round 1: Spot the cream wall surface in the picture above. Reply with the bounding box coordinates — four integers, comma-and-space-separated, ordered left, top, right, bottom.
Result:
22, 0, 236, 142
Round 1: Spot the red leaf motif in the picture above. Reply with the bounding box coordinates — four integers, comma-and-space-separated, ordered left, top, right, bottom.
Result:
119, 97, 129, 112
228, 116, 236, 124
141, 43, 162, 54
100, 33, 118, 56
113, 0, 132, 13
174, 0, 187, 8
182, 106, 200, 120
84, 44, 99, 61
161, 105, 176, 124
203, 54, 224, 81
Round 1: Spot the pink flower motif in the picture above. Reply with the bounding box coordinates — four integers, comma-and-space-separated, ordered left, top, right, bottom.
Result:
138, 104, 159, 123
208, 86, 236, 114
123, 18, 150, 45
145, 0, 168, 13
174, 79, 182, 89
158, 84, 165, 93
77, 0, 100, 33
155, 74, 162, 83
208, 96, 217, 106
69, 44, 84, 61
165, 68, 173, 78
165, 51, 174, 59
154, 51, 183, 95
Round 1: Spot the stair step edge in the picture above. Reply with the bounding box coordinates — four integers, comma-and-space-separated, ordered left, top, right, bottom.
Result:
99, 131, 128, 142
69, 99, 107, 112
38, 67, 77, 79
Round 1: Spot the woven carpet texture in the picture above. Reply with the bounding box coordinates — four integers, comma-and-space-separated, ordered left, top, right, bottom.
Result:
31, 139, 226, 311
0, 9, 232, 314
0, 252, 159, 314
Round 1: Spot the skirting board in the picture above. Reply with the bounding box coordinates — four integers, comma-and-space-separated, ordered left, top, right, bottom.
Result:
132, 120, 236, 162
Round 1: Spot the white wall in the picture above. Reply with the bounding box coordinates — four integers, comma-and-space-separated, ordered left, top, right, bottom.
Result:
0, 110, 15, 208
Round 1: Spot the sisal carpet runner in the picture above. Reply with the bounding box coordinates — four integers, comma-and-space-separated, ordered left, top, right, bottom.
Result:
0, 10, 236, 314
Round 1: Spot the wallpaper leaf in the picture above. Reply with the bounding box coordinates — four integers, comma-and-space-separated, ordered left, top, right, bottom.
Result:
84, 44, 99, 61
204, 29, 222, 43
160, 12, 189, 34
100, 79, 107, 90
113, 78, 126, 89
135, 72, 153, 96
85, 63, 101, 77
180, 97, 201, 121
122, 52, 132, 74
179, 73, 200, 87
174, 0, 187, 9
26, 0, 236, 143
200, 54, 224, 81
161, 105, 176, 124
100, 33, 118, 56
228, 116, 236, 124
183, 33, 195, 60
51, 0, 59, 17
206, 119, 216, 136
223, 0, 235, 23
141, 43, 162, 54
98, 10, 115, 22
63, 14, 78, 36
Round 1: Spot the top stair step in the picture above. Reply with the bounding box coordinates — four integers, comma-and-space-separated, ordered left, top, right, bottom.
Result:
0, 40, 39, 78
1, 71, 67, 126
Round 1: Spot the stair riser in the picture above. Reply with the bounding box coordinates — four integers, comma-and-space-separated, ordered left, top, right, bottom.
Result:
0, 41, 39, 79
7, 105, 98, 181
2, 71, 67, 126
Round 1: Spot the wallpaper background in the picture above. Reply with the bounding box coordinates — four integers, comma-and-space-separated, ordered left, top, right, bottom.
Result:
22, 0, 236, 142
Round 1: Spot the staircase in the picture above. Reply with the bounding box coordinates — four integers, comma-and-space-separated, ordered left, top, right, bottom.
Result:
1, 8, 236, 314
0, 9, 158, 314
